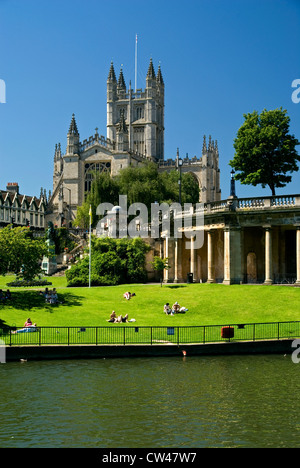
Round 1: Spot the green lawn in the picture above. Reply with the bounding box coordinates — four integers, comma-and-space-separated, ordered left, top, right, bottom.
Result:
0, 275, 299, 329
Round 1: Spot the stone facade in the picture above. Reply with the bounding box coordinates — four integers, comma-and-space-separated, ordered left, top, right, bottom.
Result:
47, 60, 221, 226
160, 194, 300, 285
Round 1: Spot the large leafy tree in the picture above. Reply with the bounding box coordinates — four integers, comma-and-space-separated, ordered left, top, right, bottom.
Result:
0, 226, 47, 281
74, 162, 200, 228
74, 172, 119, 229
65, 236, 150, 286
230, 108, 300, 195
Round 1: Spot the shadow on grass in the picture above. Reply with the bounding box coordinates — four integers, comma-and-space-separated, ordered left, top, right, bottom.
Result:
0, 290, 84, 312
165, 285, 187, 289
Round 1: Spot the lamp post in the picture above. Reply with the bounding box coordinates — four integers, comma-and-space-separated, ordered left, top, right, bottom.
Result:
176, 150, 183, 206
230, 170, 236, 198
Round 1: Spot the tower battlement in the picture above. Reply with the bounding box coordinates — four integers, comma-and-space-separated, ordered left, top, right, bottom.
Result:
107, 60, 165, 161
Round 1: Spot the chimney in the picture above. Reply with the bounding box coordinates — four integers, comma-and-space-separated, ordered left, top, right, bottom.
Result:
6, 183, 19, 194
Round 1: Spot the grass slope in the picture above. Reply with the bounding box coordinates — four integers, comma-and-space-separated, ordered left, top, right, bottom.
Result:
0, 276, 299, 328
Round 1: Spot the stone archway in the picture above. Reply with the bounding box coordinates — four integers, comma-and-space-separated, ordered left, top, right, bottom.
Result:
247, 252, 257, 284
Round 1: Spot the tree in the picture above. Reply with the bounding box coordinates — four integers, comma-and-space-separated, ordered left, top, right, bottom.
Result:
117, 162, 163, 210
74, 172, 119, 228
0, 226, 47, 281
230, 108, 300, 196
74, 162, 200, 228
159, 169, 200, 205
65, 237, 150, 287
150, 256, 170, 287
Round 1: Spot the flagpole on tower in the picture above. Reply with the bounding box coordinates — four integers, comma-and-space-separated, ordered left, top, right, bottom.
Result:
135, 34, 138, 92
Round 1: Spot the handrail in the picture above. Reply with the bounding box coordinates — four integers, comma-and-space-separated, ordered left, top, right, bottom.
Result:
2, 320, 300, 347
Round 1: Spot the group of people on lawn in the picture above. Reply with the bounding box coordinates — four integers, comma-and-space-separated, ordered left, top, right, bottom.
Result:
8, 288, 188, 330
39, 288, 59, 305
107, 292, 188, 323
106, 292, 137, 322
164, 302, 188, 315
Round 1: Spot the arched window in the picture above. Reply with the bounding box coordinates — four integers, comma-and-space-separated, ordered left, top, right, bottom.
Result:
84, 162, 111, 193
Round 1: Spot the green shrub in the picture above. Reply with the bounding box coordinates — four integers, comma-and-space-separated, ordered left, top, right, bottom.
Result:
7, 279, 52, 287
66, 237, 150, 287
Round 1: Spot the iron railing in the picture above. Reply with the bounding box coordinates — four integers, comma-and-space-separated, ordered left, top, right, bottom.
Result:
1, 321, 300, 347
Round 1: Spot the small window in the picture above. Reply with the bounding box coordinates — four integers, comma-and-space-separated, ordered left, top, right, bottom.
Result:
136, 106, 144, 119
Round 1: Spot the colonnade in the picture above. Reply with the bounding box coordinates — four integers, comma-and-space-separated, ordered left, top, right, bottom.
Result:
163, 225, 300, 285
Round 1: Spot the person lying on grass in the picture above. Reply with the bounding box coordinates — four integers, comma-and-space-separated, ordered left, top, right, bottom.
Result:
11, 323, 38, 334
172, 302, 188, 314
123, 292, 136, 300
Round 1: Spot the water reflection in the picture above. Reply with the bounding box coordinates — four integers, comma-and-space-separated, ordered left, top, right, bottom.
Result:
0, 354, 299, 448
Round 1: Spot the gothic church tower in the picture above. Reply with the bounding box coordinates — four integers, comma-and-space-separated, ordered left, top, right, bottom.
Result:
107, 59, 165, 161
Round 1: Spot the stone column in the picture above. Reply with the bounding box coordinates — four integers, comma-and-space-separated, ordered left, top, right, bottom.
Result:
296, 227, 300, 285
190, 235, 195, 282
163, 237, 169, 283
223, 227, 243, 285
207, 230, 215, 283
223, 228, 230, 285
174, 239, 179, 283
264, 227, 273, 285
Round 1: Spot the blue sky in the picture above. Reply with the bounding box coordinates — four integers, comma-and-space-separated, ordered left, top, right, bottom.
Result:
0, 0, 299, 200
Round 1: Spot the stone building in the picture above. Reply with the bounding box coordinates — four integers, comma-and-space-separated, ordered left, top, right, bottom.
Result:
159, 192, 300, 285
0, 183, 46, 230
47, 60, 221, 226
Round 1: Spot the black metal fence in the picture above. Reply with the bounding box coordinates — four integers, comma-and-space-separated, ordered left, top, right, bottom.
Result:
1, 320, 300, 347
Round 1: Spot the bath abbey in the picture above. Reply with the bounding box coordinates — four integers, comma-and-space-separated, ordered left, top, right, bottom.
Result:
47, 59, 221, 226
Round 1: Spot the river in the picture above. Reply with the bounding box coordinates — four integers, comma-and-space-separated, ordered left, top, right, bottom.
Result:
0, 354, 299, 448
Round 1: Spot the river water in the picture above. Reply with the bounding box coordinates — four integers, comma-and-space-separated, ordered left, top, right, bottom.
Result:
0, 354, 299, 448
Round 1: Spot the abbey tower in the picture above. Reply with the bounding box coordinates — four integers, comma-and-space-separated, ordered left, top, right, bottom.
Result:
47, 60, 221, 227
107, 59, 164, 160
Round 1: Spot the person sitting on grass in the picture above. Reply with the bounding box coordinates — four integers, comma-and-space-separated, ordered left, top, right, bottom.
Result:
164, 303, 173, 315
107, 311, 117, 322
5, 290, 11, 301
0, 290, 5, 302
